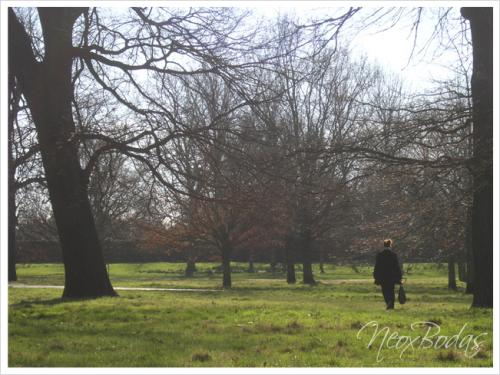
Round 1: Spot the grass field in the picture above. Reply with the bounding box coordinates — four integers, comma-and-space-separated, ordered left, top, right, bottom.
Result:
8, 262, 493, 367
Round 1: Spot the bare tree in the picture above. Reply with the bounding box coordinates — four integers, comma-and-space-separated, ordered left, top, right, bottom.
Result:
8, 7, 268, 297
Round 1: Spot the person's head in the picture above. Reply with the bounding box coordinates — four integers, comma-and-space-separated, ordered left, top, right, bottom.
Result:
384, 239, 393, 248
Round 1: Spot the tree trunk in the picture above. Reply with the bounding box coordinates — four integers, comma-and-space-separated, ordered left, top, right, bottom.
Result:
185, 259, 196, 277
301, 230, 316, 285
286, 261, 296, 284
285, 236, 296, 284
9, 8, 115, 298
222, 244, 232, 288
270, 248, 279, 275
465, 207, 474, 294
458, 262, 467, 283
303, 261, 315, 285
8, 73, 18, 282
461, 7, 493, 308
465, 250, 475, 294
447, 257, 457, 291
8, 187, 17, 282
8, 160, 17, 282
319, 248, 325, 274
247, 252, 255, 273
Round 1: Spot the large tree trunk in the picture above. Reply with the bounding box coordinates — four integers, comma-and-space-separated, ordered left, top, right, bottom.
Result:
461, 7, 493, 308
9, 8, 115, 298
447, 256, 457, 291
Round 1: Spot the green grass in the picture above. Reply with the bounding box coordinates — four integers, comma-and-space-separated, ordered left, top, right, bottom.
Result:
8, 262, 493, 367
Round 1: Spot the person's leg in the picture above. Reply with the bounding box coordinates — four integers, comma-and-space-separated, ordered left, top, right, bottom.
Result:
387, 283, 395, 309
381, 283, 395, 309
381, 284, 389, 306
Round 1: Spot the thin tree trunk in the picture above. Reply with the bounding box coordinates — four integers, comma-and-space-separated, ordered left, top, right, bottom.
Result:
247, 252, 255, 273
269, 248, 278, 275
285, 236, 296, 284
8, 169, 17, 282
465, 207, 474, 294
185, 259, 196, 277
8, 189, 17, 282
286, 261, 296, 284
9, 8, 115, 298
303, 261, 315, 285
281, 262, 287, 273
461, 7, 493, 308
319, 248, 325, 274
458, 262, 467, 283
8, 73, 18, 282
222, 244, 232, 288
448, 256, 457, 291
301, 230, 316, 285
466, 249, 475, 293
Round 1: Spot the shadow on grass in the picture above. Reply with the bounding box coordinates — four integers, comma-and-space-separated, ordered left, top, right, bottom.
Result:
10, 294, 121, 309
10, 298, 65, 308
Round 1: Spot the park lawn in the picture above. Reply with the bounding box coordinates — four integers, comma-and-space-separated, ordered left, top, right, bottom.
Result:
8, 263, 493, 367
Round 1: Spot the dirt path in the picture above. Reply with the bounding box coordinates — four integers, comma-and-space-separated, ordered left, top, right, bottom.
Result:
8, 283, 223, 292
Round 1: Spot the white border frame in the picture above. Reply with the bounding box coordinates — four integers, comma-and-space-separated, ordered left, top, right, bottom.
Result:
1, 1, 498, 374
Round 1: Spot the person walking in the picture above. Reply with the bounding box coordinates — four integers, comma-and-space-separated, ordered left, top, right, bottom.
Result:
373, 239, 403, 310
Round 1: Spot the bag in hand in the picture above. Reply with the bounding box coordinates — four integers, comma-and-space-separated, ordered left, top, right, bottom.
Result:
398, 284, 406, 304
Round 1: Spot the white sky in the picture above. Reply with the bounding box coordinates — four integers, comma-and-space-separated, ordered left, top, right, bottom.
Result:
251, 5, 469, 92
348, 8, 468, 91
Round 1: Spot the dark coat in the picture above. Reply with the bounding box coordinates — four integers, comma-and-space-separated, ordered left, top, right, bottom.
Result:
373, 248, 403, 285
